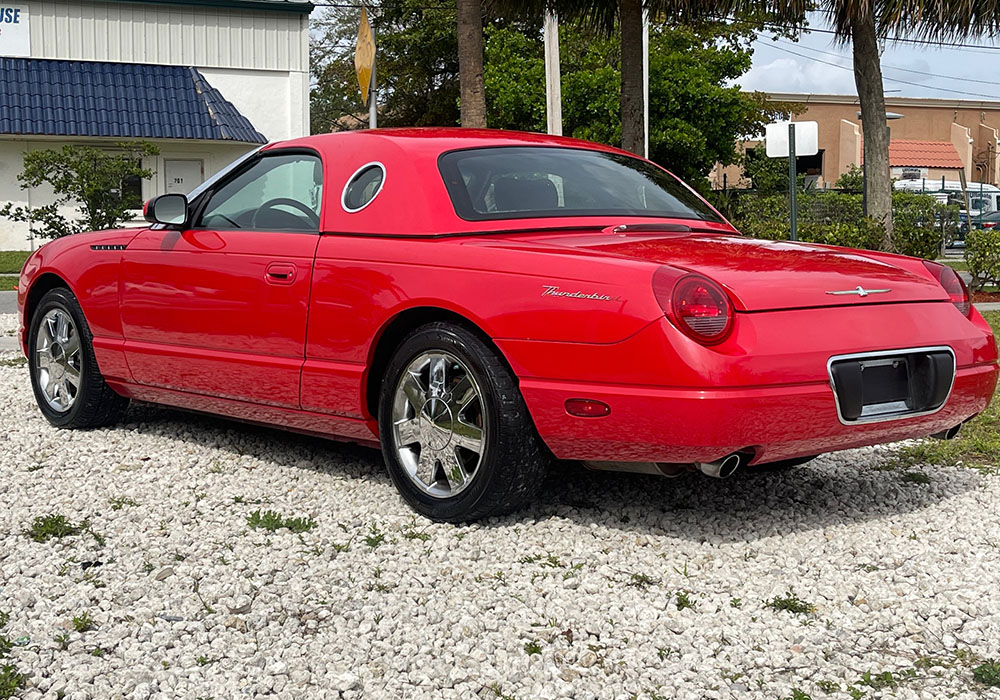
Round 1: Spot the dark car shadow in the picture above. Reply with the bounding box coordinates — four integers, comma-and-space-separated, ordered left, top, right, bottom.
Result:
120, 403, 980, 543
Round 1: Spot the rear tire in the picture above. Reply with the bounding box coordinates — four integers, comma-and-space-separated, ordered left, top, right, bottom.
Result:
378, 322, 548, 522
28, 288, 129, 429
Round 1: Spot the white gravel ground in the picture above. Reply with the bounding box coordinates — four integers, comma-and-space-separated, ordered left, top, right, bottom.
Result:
2, 312, 1000, 700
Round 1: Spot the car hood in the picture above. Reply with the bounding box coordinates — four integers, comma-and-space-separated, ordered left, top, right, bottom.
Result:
519, 231, 949, 311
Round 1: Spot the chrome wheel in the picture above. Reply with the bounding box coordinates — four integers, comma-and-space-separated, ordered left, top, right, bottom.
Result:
391, 351, 487, 498
35, 308, 82, 412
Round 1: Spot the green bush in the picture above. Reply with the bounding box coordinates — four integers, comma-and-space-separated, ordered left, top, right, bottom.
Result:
966, 226, 1000, 290
718, 188, 954, 260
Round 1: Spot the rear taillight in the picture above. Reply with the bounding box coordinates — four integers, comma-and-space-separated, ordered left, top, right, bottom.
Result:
653, 268, 733, 344
923, 260, 971, 317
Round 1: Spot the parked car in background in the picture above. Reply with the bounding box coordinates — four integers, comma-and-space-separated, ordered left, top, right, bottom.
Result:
16, 129, 1000, 521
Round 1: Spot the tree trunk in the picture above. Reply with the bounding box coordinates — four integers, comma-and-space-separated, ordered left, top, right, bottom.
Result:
851, 9, 894, 249
619, 0, 644, 155
457, 0, 487, 128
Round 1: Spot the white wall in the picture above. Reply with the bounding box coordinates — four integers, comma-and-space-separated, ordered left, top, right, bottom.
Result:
25, 0, 309, 72
0, 138, 258, 250
198, 67, 309, 142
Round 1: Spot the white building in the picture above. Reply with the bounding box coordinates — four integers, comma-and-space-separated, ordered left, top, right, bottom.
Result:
0, 0, 312, 250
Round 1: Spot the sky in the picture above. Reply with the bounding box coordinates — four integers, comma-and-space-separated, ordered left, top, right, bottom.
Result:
742, 18, 1000, 101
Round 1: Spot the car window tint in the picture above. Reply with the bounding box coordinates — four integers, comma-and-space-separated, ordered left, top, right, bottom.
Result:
343, 163, 385, 212
197, 153, 323, 232
438, 146, 721, 222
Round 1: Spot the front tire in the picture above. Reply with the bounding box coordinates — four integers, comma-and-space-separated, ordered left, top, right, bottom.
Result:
378, 322, 548, 522
28, 288, 129, 429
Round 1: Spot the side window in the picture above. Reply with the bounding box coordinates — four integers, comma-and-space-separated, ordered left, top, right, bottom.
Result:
196, 153, 323, 232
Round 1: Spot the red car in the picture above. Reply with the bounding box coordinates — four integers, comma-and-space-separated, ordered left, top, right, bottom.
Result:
17, 129, 999, 521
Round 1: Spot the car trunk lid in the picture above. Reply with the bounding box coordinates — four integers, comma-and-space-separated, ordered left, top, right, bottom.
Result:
521, 230, 949, 311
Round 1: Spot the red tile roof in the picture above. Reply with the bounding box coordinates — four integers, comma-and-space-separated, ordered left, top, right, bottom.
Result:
862, 140, 964, 168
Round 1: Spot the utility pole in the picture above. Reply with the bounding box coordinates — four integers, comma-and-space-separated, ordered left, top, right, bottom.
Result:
543, 10, 562, 136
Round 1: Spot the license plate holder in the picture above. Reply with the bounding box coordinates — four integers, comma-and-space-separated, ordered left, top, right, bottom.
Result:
828, 347, 955, 424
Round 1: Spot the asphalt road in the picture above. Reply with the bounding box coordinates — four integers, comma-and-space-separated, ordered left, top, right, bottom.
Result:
0, 291, 15, 315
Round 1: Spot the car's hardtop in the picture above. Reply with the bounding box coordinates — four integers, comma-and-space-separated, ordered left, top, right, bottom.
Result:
260, 128, 736, 238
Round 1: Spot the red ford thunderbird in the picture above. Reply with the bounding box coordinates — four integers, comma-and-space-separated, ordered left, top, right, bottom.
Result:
16, 129, 998, 521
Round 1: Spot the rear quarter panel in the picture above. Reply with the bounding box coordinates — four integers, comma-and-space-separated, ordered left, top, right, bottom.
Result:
301, 235, 664, 418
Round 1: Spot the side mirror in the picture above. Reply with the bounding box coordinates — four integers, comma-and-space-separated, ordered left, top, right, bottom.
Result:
143, 193, 188, 226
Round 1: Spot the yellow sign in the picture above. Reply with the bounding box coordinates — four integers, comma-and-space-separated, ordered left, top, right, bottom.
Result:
355, 6, 375, 105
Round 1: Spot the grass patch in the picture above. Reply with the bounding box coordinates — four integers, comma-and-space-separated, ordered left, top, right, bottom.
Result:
973, 659, 1000, 687
0, 278, 16, 292
72, 611, 95, 633
0, 664, 27, 700
901, 470, 931, 485
108, 496, 139, 511
892, 311, 1000, 471
0, 251, 29, 275
941, 259, 970, 272
246, 509, 316, 534
765, 590, 816, 615
25, 514, 85, 542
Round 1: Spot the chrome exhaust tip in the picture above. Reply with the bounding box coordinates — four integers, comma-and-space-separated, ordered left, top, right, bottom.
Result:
930, 424, 962, 440
695, 453, 743, 479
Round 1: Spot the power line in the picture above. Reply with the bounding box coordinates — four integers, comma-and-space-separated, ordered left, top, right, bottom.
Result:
754, 40, 1000, 100
770, 36, 1000, 82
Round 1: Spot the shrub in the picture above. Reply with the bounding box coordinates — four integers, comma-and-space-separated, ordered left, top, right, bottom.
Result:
966, 226, 1000, 291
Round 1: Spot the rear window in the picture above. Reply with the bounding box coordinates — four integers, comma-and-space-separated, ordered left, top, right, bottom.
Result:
438, 146, 721, 223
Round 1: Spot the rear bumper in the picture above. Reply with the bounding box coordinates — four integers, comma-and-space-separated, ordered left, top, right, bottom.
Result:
502, 302, 998, 465
520, 363, 997, 464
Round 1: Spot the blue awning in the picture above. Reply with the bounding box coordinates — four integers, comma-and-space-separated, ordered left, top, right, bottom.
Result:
0, 58, 267, 144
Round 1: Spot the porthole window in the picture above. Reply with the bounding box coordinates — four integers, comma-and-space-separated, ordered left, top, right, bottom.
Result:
342, 162, 386, 213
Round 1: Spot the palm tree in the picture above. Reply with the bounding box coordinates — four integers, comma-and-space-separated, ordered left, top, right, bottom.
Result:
457, 0, 488, 127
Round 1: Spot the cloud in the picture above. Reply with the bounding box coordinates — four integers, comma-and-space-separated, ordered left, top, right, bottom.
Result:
739, 55, 858, 95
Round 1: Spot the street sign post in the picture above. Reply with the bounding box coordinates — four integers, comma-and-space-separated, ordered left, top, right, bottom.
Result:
355, 5, 376, 128
765, 120, 818, 242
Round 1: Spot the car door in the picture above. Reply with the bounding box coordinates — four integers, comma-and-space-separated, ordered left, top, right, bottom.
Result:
120, 150, 324, 408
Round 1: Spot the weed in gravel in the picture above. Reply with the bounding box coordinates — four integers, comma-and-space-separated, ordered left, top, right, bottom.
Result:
195, 655, 212, 666
25, 514, 84, 542
901, 471, 931, 485
71, 611, 95, 633
363, 523, 386, 548
246, 509, 316, 534
815, 679, 839, 693
674, 590, 696, 611
402, 528, 431, 542
729, 598, 742, 609
765, 590, 816, 615
973, 659, 1000, 687
523, 640, 542, 656
656, 647, 677, 661
488, 684, 517, 700
627, 573, 659, 589
0, 357, 26, 368
0, 613, 7, 629
0, 635, 9, 659
782, 691, 812, 700
90, 646, 106, 657
518, 554, 541, 564
109, 496, 139, 511
0, 663, 27, 700
53, 634, 69, 651
141, 561, 155, 574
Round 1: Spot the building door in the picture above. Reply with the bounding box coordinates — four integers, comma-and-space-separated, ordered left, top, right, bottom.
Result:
164, 160, 204, 195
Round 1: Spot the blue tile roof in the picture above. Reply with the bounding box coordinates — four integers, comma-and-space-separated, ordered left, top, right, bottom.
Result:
0, 58, 267, 144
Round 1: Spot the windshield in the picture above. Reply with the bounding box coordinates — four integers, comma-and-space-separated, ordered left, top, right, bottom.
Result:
438, 146, 721, 223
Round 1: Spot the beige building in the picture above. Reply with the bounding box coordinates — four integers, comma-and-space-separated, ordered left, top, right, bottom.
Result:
712, 93, 1000, 190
